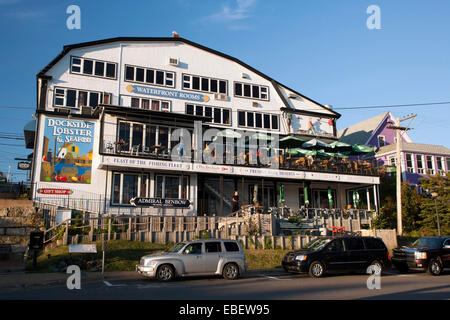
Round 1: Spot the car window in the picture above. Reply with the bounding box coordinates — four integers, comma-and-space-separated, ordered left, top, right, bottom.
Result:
205, 242, 222, 253
184, 243, 203, 254
444, 239, 450, 247
364, 238, 386, 250
224, 242, 240, 252
413, 238, 443, 249
325, 239, 344, 252
346, 238, 365, 250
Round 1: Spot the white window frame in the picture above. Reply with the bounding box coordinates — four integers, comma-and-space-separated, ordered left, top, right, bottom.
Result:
234, 81, 269, 101
185, 104, 231, 126
154, 174, 190, 199
126, 95, 171, 111
53, 87, 102, 109
111, 172, 149, 205
416, 154, 425, 174
70, 56, 117, 79
124, 64, 175, 88
237, 110, 279, 131
405, 153, 414, 173
182, 73, 228, 95
426, 155, 435, 175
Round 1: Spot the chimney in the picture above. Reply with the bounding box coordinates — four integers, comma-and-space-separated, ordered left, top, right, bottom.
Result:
172, 31, 179, 38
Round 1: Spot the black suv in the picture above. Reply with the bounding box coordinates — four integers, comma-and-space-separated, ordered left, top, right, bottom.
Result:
282, 236, 391, 278
392, 237, 450, 276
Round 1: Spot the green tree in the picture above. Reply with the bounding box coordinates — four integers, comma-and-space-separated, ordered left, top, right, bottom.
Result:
401, 181, 422, 233
372, 196, 396, 229
417, 173, 450, 236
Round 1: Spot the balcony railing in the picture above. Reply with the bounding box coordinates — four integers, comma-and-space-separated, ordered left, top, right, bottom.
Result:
101, 135, 379, 176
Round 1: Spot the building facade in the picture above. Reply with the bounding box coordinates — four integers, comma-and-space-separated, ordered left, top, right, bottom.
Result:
339, 112, 450, 186
31, 37, 380, 217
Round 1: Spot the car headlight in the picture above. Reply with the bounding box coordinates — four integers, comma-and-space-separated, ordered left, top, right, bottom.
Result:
144, 260, 158, 267
295, 255, 307, 261
414, 251, 427, 260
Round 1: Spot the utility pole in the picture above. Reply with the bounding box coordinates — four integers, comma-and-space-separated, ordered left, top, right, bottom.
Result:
388, 114, 416, 236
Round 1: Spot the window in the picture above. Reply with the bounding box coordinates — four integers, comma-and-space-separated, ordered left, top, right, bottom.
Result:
326, 239, 344, 252
70, 56, 116, 79
447, 157, 450, 172
224, 242, 240, 252
406, 154, 414, 173
378, 136, 386, 147
234, 82, 269, 100
364, 238, 386, 250
123, 96, 170, 111
182, 74, 227, 94
111, 173, 148, 205
184, 243, 202, 254
436, 156, 444, 175
124, 64, 175, 88
237, 110, 279, 130
154, 175, 190, 199
416, 155, 425, 173
426, 155, 435, 174
185, 104, 231, 125
389, 156, 396, 166
346, 238, 365, 251
205, 242, 222, 253
53, 87, 102, 109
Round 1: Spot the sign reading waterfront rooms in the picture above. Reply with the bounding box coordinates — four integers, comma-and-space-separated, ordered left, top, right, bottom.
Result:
126, 84, 210, 103
130, 197, 191, 208
40, 117, 94, 184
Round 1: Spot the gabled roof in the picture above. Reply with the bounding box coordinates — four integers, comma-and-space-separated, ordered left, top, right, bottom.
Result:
376, 142, 450, 156
337, 112, 390, 145
37, 36, 340, 118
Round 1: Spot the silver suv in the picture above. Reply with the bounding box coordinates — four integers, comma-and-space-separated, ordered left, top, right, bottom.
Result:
136, 239, 248, 281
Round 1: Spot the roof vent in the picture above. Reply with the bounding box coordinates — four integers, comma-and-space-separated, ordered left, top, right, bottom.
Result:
169, 58, 179, 66
241, 72, 250, 79
288, 93, 298, 99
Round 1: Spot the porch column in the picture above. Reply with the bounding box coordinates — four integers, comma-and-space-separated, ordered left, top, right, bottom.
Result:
373, 184, 379, 214
366, 188, 371, 211
241, 177, 245, 206
220, 175, 224, 216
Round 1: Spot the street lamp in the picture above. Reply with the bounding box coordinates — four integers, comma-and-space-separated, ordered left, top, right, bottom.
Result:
427, 190, 441, 237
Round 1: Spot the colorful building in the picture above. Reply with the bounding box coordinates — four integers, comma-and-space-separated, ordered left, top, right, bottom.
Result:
31, 36, 380, 217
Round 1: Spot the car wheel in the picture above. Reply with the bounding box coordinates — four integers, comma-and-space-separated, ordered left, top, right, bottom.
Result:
428, 259, 442, 276
156, 264, 174, 281
394, 262, 409, 274
309, 261, 325, 278
366, 260, 383, 275
223, 263, 239, 280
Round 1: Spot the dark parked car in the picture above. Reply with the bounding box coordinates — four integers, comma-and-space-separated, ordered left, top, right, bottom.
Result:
282, 236, 391, 278
392, 237, 450, 276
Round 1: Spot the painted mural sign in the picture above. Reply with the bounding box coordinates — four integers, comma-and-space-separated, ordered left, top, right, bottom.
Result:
126, 84, 210, 103
290, 115, 334, 136
40, 117, 94, 184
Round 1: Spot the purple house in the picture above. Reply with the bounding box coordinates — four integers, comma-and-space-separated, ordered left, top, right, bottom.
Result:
338, 112, 450, 186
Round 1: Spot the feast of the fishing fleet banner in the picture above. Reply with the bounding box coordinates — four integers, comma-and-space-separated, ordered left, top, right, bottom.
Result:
40, 117, 94, 184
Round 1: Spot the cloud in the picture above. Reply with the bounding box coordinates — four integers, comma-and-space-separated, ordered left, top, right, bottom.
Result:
206, 0, 256, 22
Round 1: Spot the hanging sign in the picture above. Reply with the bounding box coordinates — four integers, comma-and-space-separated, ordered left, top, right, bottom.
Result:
126, 84, 210, 103
37, 188, 73, 195
130, 197, 191, 208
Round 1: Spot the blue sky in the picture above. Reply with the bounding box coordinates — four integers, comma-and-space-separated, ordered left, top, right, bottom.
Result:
1, 0, 449, 181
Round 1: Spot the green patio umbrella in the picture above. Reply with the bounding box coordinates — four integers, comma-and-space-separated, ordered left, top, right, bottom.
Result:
351, 144, 374, 154
288, 148, 316, 156
316, 149, 333, 159
352, 190, 360, 209
329, 141, 353, 152
213, 128, 242, 140
247, 132, 275, 141
279, 136, 306, 148
302, 138, 333, 151
328, 187, 334, 208
304, 185, 309, 207
279, 184, 285, 205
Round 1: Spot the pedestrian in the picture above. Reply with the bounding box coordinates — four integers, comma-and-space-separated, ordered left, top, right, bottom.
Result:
232, 191, 240, 213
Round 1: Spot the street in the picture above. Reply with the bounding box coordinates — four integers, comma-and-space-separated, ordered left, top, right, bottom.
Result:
1, 269, 449, 300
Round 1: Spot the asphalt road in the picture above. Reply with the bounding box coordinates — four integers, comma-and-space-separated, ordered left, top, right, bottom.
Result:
1, 269, 449, 300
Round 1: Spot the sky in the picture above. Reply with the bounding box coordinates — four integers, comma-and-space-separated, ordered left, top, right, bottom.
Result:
0, 0, 449, 181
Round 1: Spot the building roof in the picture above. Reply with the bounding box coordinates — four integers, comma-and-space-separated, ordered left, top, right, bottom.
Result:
376, 142, 450, 156
337, 112, 390, 145
37, 36, 340, 119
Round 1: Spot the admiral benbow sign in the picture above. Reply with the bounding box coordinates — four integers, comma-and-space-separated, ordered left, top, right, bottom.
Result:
126, 84, 210, 103
130, 197, 191, 208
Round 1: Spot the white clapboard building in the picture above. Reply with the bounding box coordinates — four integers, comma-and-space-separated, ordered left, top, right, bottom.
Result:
31, 36, 380, 217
